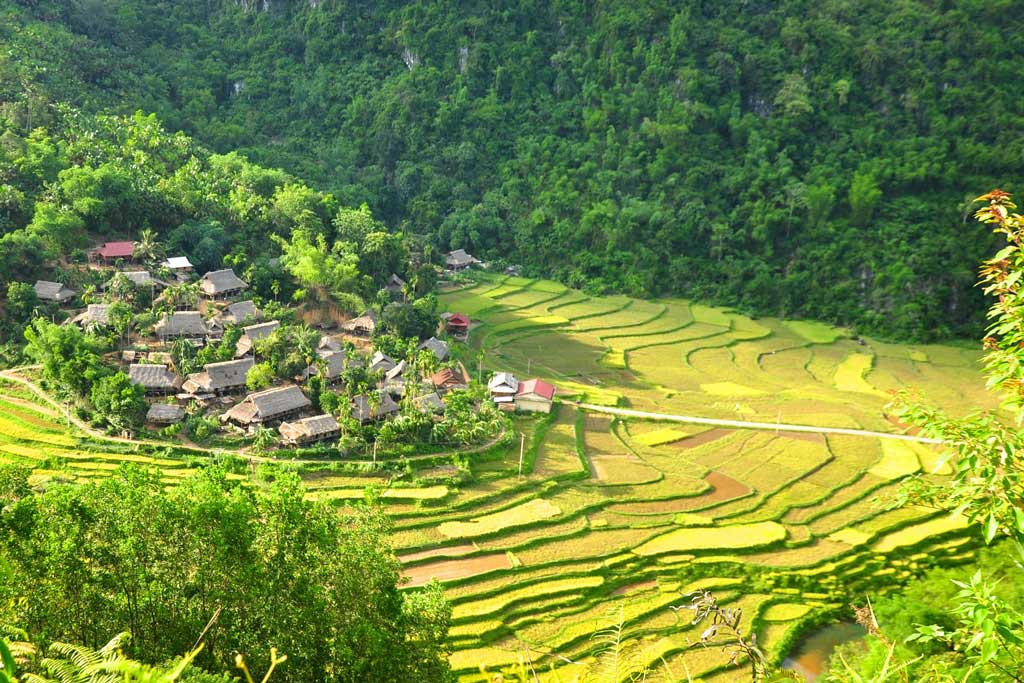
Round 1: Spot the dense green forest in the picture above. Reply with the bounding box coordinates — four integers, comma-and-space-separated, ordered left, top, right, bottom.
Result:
2, 0, 1022, 338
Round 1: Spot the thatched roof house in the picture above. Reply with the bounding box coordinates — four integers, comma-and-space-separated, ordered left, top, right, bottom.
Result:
432, 364, 470, 393
146, 403, 185, 424
215, 300, 259, 326
34, 280, 75, 303
69, 304, 111, 328
155, 311, 210, 340
106, 271, 166, 290
128, 364, 182, 394
340, 310, 377, 336
385, 273, 406, 295
300, 350, 360, 382
223, 385, 311, 426
234, 320, 280, 357
199, 269, 248, 298
279, 414, 340, 446
351, 392, 400, 424
418, 336, 449, 362
182, 357, 254, 395
445, 249, 481, 271
413, 392, 446, 415
368, 351, 396, 374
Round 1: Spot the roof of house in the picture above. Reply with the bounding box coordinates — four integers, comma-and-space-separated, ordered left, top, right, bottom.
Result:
446, 249, 480, 267
516, 378, 556, 401
224, 385, 311, 424
385, 359, 407, 381
318, 336, 343, 353
432, 365, 469, 388
368, 351, 396, 374
301, 350, 354, 380
33, 280, 75, 302
199, 269, 248, 295
155, 311, 210, 337
106, 271, 165, 289
70, 304, 111, 327
488, 372, 519, 392
279, 414, 339, 441
413, 392, 446, 414
97, 241, 134, 258
183, 357, 254, 393
341, 310, 378, 333
162, 256, 193, 269
446, 312, 471, 327
351, 392, 400, 422
418, 336, 449, 361
386, 273, 406, 291
219, 300, 258, 325
128, 364, 182, 390
146, 403, 185, 423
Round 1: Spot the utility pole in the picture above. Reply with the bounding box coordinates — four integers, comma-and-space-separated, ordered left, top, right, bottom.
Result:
527, 358, 532, 374
517, 432, 526, 478
372, 439, 378, 466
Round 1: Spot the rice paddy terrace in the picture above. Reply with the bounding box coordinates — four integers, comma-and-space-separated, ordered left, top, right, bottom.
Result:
0, 273, 998, 682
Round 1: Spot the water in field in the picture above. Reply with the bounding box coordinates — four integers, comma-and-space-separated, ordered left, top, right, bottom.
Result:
782, 622, 866, 681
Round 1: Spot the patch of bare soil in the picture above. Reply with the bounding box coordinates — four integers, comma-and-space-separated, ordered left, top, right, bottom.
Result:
611, 579, 658, 596
402, 553, 511, 588
399, 543, 478, 564
674, 428, 731, 449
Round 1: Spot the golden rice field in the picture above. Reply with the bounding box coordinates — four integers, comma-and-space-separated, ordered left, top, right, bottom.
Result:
0, 272, 999, 682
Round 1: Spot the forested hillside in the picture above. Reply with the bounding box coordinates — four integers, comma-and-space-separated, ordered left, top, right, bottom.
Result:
2, 0, 1023, 338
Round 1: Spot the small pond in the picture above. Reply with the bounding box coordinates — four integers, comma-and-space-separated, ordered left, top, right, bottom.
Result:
782, 621, 867, 681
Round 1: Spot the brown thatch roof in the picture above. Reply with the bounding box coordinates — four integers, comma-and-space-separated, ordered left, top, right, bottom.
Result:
182, 357, 254, 393
446, 249, 480, 268
279, 414, 340, 444
234, 320, 280, 357
146, 403, 185, 424
418, 336, 449, 362
70, 304, 111, 328
341, 310, 377, 335
351, 392, 400, 423
34, 280, 75, 303
128, 364, 182, 391
216, 300, 259, 326
199, 269, 248, 296
223, 385, 311, 425
155, 311, 210, 338
413, 392, 446, 414
368, 351, 395, 374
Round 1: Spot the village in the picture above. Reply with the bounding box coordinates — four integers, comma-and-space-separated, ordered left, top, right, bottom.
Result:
25, 241, 555, 454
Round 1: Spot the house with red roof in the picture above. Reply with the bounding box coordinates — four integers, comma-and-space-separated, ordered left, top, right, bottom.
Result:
93, 241, 135, 263
515, 378, 556, 413
444, 312, 471, 339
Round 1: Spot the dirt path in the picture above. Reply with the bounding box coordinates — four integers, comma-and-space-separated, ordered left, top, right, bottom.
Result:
572, 402, 942, 445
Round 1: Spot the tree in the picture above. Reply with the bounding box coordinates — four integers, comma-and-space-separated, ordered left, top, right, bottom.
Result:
849, 172, 882, 228
90, 371, 146, 434
135, 228, 164, 264
246, 362, 275, 391
23, 319, 108, 399
0, 467, 452, 683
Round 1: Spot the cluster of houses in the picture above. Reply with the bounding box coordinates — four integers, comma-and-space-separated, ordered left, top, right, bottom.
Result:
487, 372, 556, 413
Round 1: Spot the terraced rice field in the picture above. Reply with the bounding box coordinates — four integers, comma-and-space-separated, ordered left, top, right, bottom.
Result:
0, 274, 998, 682
426, 274, 996, 680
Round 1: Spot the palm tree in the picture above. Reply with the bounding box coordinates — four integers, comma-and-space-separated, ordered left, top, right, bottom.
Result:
135, 228, 164, 265
251, 425, 278, 455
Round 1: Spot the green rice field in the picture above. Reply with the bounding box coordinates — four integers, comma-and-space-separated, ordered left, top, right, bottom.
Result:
0, 273, 998, 682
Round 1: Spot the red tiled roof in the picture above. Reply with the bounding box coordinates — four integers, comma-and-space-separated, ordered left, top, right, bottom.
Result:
431, 367, 468, 387
516, 378, 555, 401
97, 241, 134, 258
447, 313, 471, 327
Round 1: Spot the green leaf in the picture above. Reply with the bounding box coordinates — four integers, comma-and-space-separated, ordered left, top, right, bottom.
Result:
0, 639, 16, 681
986, 513, 999, 543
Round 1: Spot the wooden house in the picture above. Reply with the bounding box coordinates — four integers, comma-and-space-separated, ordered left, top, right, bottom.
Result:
128, 363, 182, 395
93, 241, 134, 263
279, 414, 340, 446
385, 273, 406, 298
445, 313, 471, 339
417, 336, 449, 362
515, 378, 556, 414
69, 304, 111, 328
199, 268, 248, 298
368, 351, 396, 374
154, 311, 210, 341
488, 372, 519, 408
351, 391, 400, 424
431, 364, 470, 394
222, 385, 311, 426
445, 249, 481, 272
341, 310, 378, 337
146, 403, 185, 425
182, 357, 254, 395
413, 392, 446, 415
33, 280, 76, 304
162, 256, 193, 272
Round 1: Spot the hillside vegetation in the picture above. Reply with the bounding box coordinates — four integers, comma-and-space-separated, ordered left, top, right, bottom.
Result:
2, 0, 1023, 338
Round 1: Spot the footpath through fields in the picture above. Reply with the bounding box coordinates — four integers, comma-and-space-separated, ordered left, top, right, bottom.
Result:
572, 402, 942, 444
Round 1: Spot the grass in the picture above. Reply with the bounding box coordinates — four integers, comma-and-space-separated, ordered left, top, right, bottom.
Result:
633, 521, 788, 557
761, 602, 812, 622
632, 428, 689, 447
438, 498, 563, 539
